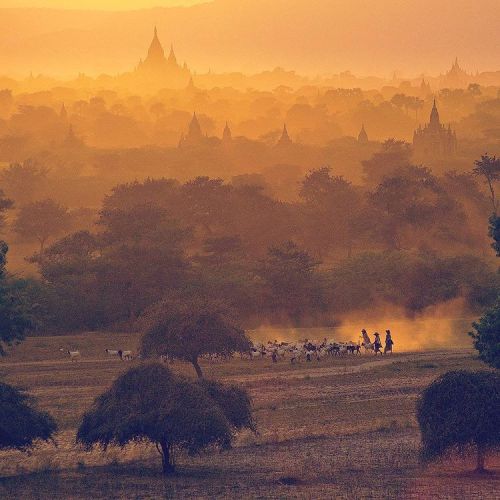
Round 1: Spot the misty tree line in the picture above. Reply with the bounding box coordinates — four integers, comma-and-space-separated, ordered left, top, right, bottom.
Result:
0, 145, 492, 332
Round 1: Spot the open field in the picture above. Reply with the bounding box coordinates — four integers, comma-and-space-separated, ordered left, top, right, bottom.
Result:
0, 332, 499, 499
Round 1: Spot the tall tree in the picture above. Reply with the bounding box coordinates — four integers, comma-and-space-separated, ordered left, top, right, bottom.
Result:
299, 167, 363, 257
141, 299, 250, 378
257, 241, 326, 323
13, 199, 72, 257
473, 154, 500, 214
0, 242, 39, 354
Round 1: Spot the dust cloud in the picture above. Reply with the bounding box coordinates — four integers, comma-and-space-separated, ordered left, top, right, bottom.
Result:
250, 299, 474, 351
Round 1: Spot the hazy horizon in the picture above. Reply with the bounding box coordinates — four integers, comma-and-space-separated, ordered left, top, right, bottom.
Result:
0, 0, 499, 78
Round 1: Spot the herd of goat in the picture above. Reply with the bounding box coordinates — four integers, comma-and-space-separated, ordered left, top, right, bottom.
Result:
59, 338, 389, 363
247, 338, 385, 363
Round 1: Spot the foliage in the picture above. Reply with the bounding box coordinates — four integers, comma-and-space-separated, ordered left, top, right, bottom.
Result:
472, 154, 500, 213
140, 298, 251, 377
0, 242, 41, 353
489, 214, 500, 257
299, 167, 362, 257
469, 300, 500, 369
0, 188, 14, 231
0, 382, 57, 451
370, 166, 465, 250
361, 139, 412, 186
77, 364, 252, 474
328, 251, 499, 314
29, 165, 498, 331
0, 159, 50, 205
417, 370, 500, 471
197, 379, 255, 431
256, 241, 327, 323
13, 199, 72, 254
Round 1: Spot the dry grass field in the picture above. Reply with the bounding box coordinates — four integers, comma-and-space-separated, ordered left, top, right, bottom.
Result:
0, 332, 498, 499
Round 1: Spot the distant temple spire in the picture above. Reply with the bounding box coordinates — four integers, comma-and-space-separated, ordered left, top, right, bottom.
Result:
146, 26, 165, 64
186, 76, 196, 91
167, 44, 177, 66
429, 98, 440, 129
413, 99, 456, 160
189, 112, 203, 140
60, 103, 68, 120
277, 123, 292, 146
358, 123, 368, 143
179, 112, 205, 148
222, 122, 232, 142
63, 124, 83, 148
135, 27, 191, 88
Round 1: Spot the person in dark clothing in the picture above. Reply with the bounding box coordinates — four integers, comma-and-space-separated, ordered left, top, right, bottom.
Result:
373, 332, 382, 355
384, 330, 394, 354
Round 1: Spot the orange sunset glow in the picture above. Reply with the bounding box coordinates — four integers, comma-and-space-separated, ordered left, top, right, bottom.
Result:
0, 1, 499, 498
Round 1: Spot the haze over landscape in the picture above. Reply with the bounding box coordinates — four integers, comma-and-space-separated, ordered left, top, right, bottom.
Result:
1, 0, 499, 76
0, 1, 499, 498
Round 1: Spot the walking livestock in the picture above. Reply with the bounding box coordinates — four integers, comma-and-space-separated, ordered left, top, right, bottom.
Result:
118, 350, 133, 361
60, 349, 81, 361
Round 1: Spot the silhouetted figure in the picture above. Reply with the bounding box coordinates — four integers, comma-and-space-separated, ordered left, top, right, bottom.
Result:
384, 330, 394, 354
361, 329, 371, 346
373, 332, 382, 355
271, 351, 278, 363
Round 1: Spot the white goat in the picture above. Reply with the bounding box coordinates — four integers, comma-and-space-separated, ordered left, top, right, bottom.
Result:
60, 349, 81, 361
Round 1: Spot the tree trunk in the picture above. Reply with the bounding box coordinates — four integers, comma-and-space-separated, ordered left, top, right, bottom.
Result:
476, 444, 486, 473
38, 237, 47, 265
487, 179, 497, 214
160, 441, 175, 475
192, 357, 203, 378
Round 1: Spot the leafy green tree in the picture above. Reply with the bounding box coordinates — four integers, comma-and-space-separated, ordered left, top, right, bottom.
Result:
417, 370, 500, 472
0, 382, 57, 452
77, 364, 253, 474
0, 242, 40, 354
469, 300, 500, 369
141, 299, 250, 378
13, 199, 72, 256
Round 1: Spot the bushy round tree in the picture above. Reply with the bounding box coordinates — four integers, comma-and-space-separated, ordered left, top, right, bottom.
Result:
470, 301, 500, 369
197, 379, 255, 431
0, 382, 57, 451
140, 299, 251, 378
77, 363, 253, 474
417, 370, 500, 472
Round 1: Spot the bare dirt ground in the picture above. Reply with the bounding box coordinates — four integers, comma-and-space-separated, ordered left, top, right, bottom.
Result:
0, 332, 498, 499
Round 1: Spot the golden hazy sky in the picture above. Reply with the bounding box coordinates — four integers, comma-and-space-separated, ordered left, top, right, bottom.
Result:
0, 0, 498, 77
2, 0, 206, 7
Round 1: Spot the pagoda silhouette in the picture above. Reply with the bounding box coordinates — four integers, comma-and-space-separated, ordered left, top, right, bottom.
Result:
133, 27, 191, 88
